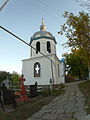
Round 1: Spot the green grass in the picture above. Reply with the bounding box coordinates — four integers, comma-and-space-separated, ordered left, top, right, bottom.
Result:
52, 88, 65, 96
41, 86, 65, 97
0, 87, 65, 120
0, 96, 54, 120
79, 80, 90, 114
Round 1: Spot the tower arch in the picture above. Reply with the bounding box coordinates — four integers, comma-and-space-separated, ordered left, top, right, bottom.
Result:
30, 20, 57, 57
47, 41, 51, 53
36, 41, 40, 54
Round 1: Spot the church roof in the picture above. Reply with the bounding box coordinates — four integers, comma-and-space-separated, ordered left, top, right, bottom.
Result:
30, 20, 57, 44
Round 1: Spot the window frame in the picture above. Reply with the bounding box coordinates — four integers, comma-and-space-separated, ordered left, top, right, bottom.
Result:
47, 41, 51, 53
36, 41, 40, 54
34, 62, 41, 77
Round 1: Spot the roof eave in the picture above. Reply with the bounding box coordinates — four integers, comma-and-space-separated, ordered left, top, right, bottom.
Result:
30, 36, 57, 44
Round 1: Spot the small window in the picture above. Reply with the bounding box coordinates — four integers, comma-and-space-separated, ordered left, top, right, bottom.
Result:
36, 42, 40, 54
47, 41, 51, 53
34, 62, 40, 77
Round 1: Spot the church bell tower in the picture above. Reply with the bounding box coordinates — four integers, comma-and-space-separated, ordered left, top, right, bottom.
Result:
30, 20, 57, 58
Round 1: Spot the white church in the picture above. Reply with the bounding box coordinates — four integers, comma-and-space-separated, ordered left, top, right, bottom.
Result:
22, 21, 65, 86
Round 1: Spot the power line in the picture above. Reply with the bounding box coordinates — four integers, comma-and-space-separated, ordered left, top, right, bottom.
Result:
0, 26, 55, 66
37, 0, 61, 23
27, 0, 60, 23
0, 0, 9, 12
0, 25, 56, 84
38, 0, 60, 18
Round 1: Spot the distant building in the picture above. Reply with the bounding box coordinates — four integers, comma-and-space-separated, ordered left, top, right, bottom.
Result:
22, 21, 65, 86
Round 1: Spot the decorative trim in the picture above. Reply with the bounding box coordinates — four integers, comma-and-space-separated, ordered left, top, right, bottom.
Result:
30, 36, 57, 44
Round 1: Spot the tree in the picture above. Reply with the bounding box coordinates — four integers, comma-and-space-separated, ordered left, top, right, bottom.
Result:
11, 71, 20, 87
64, 49, 88, 79
0, 71, 11, 83
75, 0, 90, 13
59, 12, 90, 79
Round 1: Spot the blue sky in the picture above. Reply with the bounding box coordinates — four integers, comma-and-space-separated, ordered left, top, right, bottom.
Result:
0, 0, 82, 73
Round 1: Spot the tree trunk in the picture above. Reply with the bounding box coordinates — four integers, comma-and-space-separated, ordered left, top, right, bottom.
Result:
78, 70, 81, 80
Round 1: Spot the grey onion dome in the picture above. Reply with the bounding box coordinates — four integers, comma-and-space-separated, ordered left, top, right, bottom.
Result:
30, 31, 57, 44
30, 21, 57, 44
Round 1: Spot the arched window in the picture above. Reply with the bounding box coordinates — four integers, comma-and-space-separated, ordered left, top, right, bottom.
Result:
34, 62, 40, 77
47, 41, 51, 53
36, 42, 40, 54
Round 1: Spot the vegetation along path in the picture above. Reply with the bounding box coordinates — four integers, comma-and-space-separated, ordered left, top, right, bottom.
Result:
27, 82, 89, 120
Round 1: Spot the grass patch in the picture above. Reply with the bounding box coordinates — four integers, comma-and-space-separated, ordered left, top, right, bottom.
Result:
0, 96, 54, 120
0, 87, 65, 120
52, 88, 65, 96
42, 87, 65, 97
78, 80, 90, 114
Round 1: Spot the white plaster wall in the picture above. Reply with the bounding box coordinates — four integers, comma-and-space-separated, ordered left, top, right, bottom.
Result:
54, 58, 61, 84
53, 57, 65, 84
60, 62, 65, 83
22, 55, 55, 85
30, 38, 56, 58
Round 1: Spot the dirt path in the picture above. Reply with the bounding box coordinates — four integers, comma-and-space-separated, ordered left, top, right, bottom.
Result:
27, 82, 88, 120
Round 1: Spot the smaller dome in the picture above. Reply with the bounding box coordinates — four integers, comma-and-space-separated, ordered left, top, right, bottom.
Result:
60, 58, 65, 63
40, 25, 46, 31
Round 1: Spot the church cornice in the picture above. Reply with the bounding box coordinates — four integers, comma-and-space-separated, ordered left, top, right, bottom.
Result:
30, 36, 57, 44
54, 55, 61, 63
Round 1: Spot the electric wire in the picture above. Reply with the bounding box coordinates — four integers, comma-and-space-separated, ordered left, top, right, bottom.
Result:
38, 0, 61, 21
0, 26, 56, 66
0, 0, 9, 12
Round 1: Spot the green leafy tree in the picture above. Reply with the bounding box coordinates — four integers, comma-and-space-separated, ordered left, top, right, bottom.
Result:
64, 49, 88, 79
0, 71, 11, 83
59, 12, 90, 79
11, 71, 20, 87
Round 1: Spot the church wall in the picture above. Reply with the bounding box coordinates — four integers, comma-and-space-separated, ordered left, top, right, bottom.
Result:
22, 56, 55, 86
31, 40, 41, 57
60, 62, 65, 83
54, 58, 61, 84
22, 23, 65, 86
30, 38, 56, 58
54, 57, 65, 84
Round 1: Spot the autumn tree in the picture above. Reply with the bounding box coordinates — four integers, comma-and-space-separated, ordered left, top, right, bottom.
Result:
58, 12, 90, 79
64, 49, 88, 79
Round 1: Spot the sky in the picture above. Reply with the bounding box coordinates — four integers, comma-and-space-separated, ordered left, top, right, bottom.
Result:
0, 0, 82, 74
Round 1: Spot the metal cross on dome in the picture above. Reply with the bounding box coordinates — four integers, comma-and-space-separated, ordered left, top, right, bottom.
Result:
35, 65, 40, 74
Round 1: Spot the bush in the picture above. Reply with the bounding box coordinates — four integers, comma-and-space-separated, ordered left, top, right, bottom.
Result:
42, 89, 50, 96
52, 88, 65, 96
65, 75, 75, 83
60, 83, 65, 88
